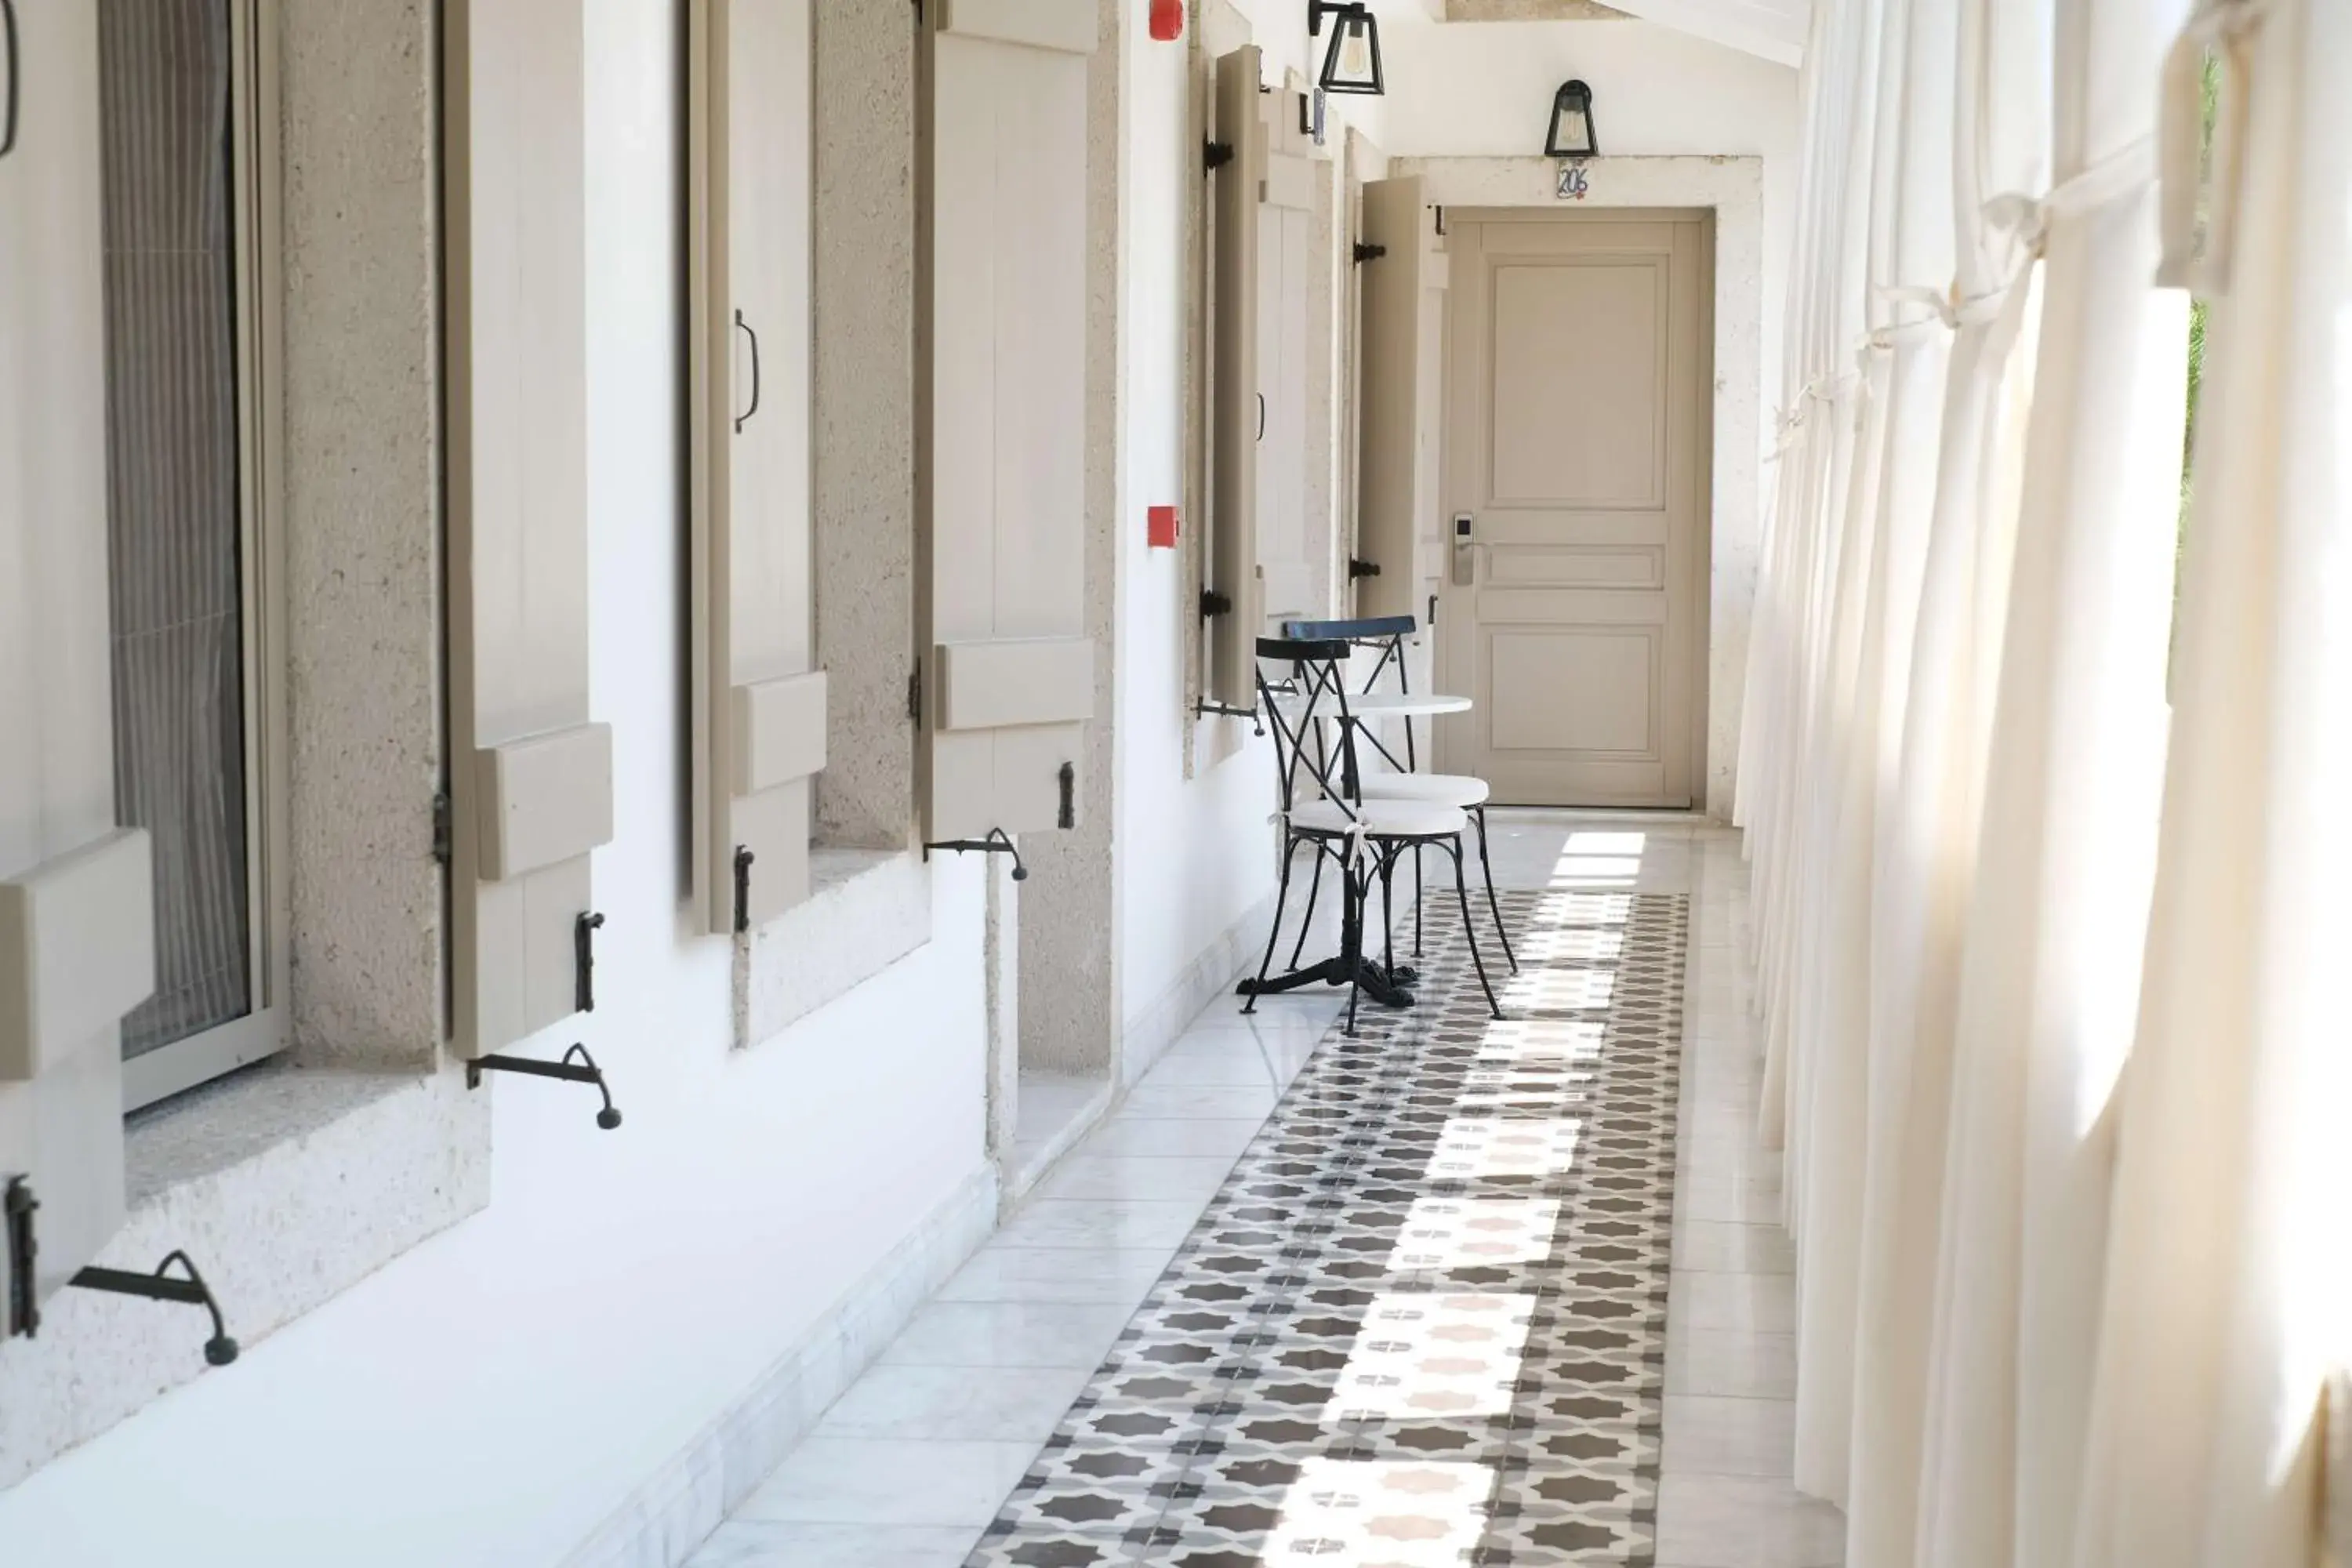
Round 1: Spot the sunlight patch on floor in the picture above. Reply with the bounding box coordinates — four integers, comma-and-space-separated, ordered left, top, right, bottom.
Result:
1261, 1459, 1496, 1565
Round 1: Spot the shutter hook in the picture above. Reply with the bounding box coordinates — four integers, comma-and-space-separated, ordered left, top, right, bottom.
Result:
70, 1248, 240, 1367
924, 826, 1028, 880
467, 1044, 624, 1131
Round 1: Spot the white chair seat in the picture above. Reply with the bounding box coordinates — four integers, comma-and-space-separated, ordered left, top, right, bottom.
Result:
1290, 798, 1467, 840
1358, 771, 1490, 809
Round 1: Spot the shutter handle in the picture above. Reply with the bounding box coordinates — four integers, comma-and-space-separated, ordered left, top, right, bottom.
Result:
732, 310, 761, 433
574, 910, 605, 1013
732, 845, 755, 934
2, 0, 19, 159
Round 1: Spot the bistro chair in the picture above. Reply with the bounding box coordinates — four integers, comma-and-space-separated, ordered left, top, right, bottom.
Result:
1277, 616, 1518, 976
1241, 634, 1503, 1036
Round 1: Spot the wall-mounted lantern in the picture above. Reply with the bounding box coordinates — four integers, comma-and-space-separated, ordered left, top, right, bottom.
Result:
1309, 2, 1383, 97
1545, 78, 1598, 158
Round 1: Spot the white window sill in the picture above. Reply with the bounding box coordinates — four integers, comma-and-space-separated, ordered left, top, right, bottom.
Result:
735, 846, 931, 1050
0, 1061, 488, 1490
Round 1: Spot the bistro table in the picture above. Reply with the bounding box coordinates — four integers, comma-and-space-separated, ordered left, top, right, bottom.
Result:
1240, 690, 1476, 1011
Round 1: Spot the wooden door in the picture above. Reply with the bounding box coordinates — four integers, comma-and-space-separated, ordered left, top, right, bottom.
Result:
1437, 211, 1710, 807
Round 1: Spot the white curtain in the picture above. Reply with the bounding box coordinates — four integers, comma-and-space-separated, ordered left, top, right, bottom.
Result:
1737, 0, 2352, 1559
1845, 0, 2053, 1553
1911, 0, 2189, 1561
1784, 0, 1962, 1502
2071, 0, 2352, 1563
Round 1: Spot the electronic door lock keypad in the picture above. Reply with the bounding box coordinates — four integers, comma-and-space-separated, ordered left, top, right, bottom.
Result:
1451, 514, 1475, 586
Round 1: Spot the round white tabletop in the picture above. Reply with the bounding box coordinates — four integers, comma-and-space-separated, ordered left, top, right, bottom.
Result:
1345, 691, 1471, 718
1276, 690, 1472, 720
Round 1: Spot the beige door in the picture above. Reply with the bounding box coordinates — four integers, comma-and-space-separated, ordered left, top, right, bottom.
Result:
1436, 210, 1711, 807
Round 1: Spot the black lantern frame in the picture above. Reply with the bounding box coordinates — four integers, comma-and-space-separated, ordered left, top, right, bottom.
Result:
1308, 2, 1384, 97
1545, 78, 1598, 159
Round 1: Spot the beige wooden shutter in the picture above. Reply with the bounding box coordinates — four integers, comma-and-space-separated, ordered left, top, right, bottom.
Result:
920, 1, 1098, 844
445, 0, 612, 1057
1257, 92, 1316, 624
0, 0, 147, 1328
1354, 175, 1444, 620
1203, 46, 1263, 709
690, 0, 822, 934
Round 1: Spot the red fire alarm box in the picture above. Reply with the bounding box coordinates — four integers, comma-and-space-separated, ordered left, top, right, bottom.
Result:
1149, 0, 1185, 42
1147, 505, 1179, 549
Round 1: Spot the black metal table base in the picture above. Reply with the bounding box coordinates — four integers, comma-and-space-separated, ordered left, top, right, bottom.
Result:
1236, 954, 1417, 1008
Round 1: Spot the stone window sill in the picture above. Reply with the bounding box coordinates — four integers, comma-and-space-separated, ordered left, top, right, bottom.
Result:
0, 1061, 488, 1489
735, 846, 931, 1049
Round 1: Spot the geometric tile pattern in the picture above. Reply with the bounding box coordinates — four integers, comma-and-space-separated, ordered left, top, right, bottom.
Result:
967, 891, 1688, 1566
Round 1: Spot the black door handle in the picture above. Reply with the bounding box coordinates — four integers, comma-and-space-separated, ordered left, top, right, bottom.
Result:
2, 0, 20, 160
732, 309, 760, 433
1256, 392, 1266, 442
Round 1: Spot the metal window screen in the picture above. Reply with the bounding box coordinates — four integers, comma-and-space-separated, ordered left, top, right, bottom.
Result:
98, 0, 253, 1060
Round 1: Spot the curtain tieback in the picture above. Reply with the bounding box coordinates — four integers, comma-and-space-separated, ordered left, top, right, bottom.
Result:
1984, 134, 2158, 256
1870, 285, 1961, 345
2158, 0, 2274, 295
1767, 369, 1859, 459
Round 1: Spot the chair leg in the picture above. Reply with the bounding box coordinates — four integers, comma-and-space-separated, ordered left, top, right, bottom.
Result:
1413, 844, 1425, 957
1381, 845, 1397, 981
1288, 846, 1327, 973
1447, 837, 1504, 1020
1472, 806, 1518, 975
1341, 853, 1365, 1037
1241, 833, 1304, 1012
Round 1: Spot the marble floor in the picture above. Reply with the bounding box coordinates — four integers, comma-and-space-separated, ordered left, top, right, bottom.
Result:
686, 815, 1842, 1568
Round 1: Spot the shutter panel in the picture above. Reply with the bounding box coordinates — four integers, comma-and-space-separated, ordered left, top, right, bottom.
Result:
0, 0, 146, 1328
920, 10, 1097, 844
1258, 118, 1316, 623
1354, 175, 1443, 620
1203, 46, 1263, 709
445, 0, 611, 1057
691, 0, 821, 934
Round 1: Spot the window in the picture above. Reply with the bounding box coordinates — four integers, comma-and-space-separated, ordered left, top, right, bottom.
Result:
99, 0, 285, 1110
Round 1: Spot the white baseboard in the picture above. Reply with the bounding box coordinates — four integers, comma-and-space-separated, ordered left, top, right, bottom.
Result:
1118, 887, 1278, 1091
559, 1162, 1000, 1568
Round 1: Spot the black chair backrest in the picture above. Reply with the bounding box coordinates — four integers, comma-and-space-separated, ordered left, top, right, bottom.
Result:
1256, 634, 1356, 666
1254, 636, 1362, 820
1283, 617, 1421, 770
1279, 615, 1415, 643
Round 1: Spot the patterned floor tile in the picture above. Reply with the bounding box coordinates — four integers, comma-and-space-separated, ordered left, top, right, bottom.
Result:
967, 891, 1687, 1566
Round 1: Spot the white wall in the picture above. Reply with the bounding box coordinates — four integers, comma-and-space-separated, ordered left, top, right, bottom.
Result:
1114, 13, 1281, 1043
0, 7, 994, 1563
1374, 13, 1801, 450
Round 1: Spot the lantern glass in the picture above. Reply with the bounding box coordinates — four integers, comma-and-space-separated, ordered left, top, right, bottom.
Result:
1318, 5, 1384, 96
1545, 80, 1598, 158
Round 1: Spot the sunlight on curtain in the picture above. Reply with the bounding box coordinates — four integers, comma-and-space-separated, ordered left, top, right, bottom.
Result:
1735, 0, 2352, 1560
2071, 2, 2352, 1563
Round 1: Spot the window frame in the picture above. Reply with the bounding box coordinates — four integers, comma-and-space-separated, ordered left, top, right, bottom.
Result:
119, 0, 291, 1112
